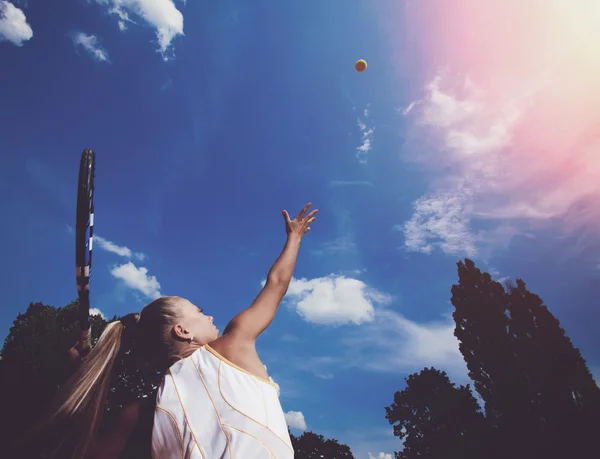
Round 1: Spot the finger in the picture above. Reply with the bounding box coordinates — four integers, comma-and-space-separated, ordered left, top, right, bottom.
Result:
304, 227, 311, 233
306, 217, 316, 226
282, 210, 292, 223
304, 209, 318, 221
297, 202, 312, 220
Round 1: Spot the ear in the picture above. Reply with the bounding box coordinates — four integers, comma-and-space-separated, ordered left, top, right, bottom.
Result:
172, 323, 190, 341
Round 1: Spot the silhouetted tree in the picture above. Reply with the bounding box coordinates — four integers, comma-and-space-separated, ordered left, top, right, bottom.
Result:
451, 259, 516, 425
0, 300, 160, 458
291, 430, 355, 459
385, 367, 487, 459
450, 259, 600, 458
503, 278, 600, 457
0, 300, 107, 448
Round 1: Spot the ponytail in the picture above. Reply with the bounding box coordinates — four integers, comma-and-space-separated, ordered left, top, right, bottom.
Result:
12, 299, 183, 459
14, 320, 127, 459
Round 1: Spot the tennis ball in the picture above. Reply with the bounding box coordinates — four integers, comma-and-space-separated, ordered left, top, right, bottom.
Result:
355, 59, 367, 72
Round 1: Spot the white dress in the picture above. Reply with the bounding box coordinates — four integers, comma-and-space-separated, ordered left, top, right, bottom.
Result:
151, 344, 294, 459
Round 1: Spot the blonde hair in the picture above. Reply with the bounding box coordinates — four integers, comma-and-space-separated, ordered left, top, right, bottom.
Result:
18, 296, 187, 459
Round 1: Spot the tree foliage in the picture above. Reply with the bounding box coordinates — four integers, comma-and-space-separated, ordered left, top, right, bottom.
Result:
387, 259, 600, 459
450, 259, 516, 423
452, 259, 600, 457
0, 300, 107, 447
290, 430, 355, 459
0, 300, 159, 457
385, 368, 486, 459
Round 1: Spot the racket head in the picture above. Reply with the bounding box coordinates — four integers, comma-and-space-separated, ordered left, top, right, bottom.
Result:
75, 149, 95, 353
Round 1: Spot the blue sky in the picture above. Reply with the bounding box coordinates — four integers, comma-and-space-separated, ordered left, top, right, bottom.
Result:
1, 1, 600, 458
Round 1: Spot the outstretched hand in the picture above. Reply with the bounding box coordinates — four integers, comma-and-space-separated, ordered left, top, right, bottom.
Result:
282, 202, 318, 239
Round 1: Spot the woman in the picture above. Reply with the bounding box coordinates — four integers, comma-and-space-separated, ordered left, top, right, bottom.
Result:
43, 203, 317, 459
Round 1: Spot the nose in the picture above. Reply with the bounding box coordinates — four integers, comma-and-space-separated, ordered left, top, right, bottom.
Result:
209, 316, 214, 323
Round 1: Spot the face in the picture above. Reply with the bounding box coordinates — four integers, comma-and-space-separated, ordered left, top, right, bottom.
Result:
173, 298, 219, 345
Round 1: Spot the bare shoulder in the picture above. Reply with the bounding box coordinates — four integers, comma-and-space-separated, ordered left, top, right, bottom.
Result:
208, 334, 270, 381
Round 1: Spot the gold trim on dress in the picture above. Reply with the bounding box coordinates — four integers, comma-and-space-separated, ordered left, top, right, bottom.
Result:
189, 357, 233, 458
222, 423, 277, 459
260, 383, 269, 427
217, 361, 294, 453
205, 344, 277, 388
168, 369, 211, 459
155, 406, 190, 459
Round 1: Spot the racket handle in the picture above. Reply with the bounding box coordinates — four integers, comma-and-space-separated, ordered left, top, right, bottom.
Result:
79, 328, 92, 357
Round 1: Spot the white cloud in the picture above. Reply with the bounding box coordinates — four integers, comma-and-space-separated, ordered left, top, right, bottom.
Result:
421, 74, 521, 159
400, 100, 419, 116
285, 277, 467, 382
109, 3, 136, 31
110, 261, 161, 299
95, 0, 184, 59
342, 309, 465, 378
0, 1, 32, 46
93, 235, 157, 299
402, 186, 477, 257
313, 236, 357, 256
357, 125, 374, 163
284, 411, 307, 431
356, 109, 375, 164
281, 276, 466, 382
308, 313, 466, 380
96, 235, 133, 257
422, 74, 486, 129
71, 33, 109, 62
89, 308, 106, 319
398, 1, 600, 259
95, 235, 146, 260
285, 275, 392, 326
369, 453, 393, 459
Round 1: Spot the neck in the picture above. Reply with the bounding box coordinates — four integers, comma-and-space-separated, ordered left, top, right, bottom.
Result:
177, 342, 202, 359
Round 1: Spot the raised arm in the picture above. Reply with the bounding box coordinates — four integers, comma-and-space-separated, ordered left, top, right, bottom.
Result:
223, 203, 317, 342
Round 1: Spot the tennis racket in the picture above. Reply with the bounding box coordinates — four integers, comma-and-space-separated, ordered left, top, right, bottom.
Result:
75, 149, 95, 356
